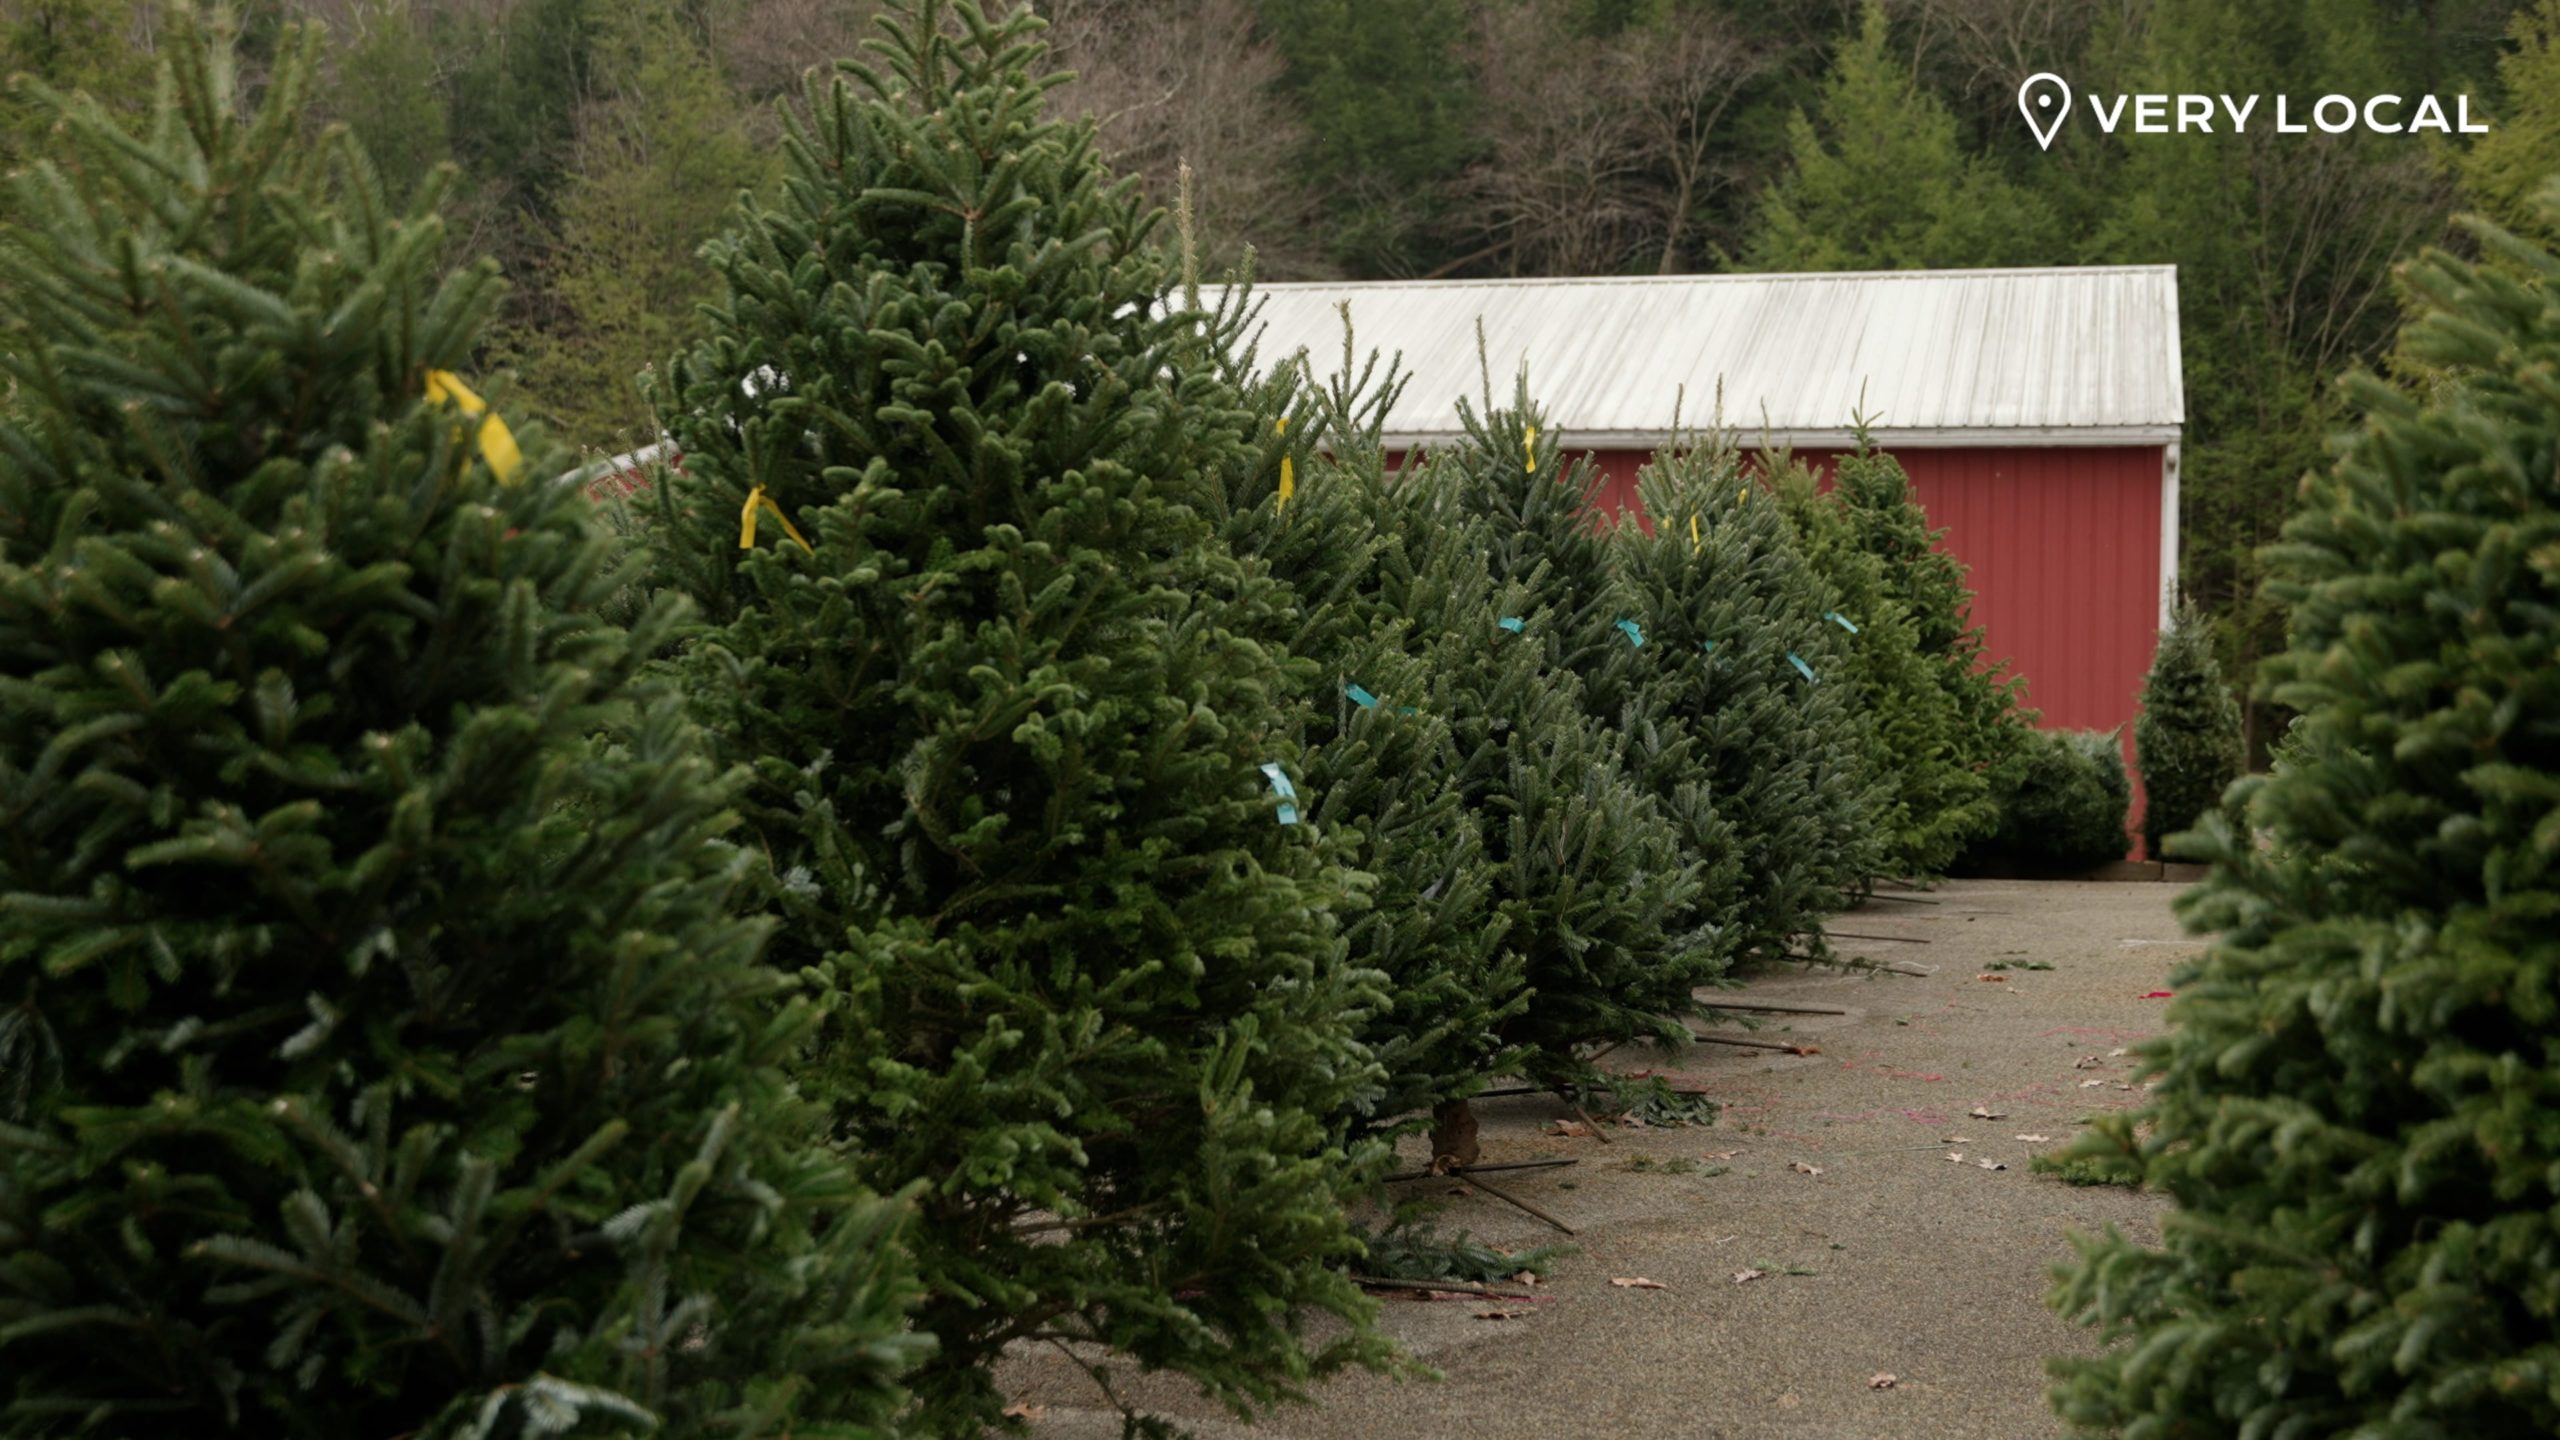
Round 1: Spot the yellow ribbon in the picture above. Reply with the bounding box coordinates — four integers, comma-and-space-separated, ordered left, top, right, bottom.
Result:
1524, 425, 1538, 472
738, 484, 813, 553
1738, 484, 1750, 506
1689, 514, 1702, 553
424, 370, 523, 483
1276, 417, 1294, 510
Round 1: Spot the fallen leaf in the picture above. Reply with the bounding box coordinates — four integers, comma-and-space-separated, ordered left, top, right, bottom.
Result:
1942, 1151, 1967, 1163
2073, 1055, 2104, 1070
1512, 1270, 1540, 1286
2078, 1079, 2106, 1089
1546, 1119, 1593, 1138
1611, 1276, 1668, 1290
2013, 1133, 2051, 1143
1973, 1158, 2007, 1171
1732, 1268, 1766, 1285
1869, 1373, 1900, 1390
1968, 1106, 2005, 1120
2141, 990, 2174, 999
1941, 1134, 1973, 1145
1002, 1403, 1046, 1420
1975, 973, 2008, 983
1789, 1161, 1824, 1176
2113, 1082, 2135, 1091
1702, 1149, 1742, 1160
2108, 1047, 2132, 1058
1473, 1308, 1531, 1320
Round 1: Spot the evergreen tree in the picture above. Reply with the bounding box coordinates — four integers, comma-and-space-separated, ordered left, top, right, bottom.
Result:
1769, 450, 1996, 878
0, 19, 919, 1436
1430, 380, 1749, 961
2461, 0, 2560, 252
1385, 476, 1709, 1092
2134, 603, 2244, 857
324, 0, 452, 210
1742, 1, 2057, 272
505, 0, 767, 453
2046, 209, 2560, 1439
0, 0, 153, 173
1618, 436, 1883, 955
1202, 315, 1523, 1132
649, 4, 1392, 1430
1982, 728, 2133, 872
1829, 438, 2033, 842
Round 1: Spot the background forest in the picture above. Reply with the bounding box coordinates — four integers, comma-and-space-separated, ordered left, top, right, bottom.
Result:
9, 0, 2557, 746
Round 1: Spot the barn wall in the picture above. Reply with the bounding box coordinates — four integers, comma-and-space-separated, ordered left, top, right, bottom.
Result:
1581, 444, 2167, 856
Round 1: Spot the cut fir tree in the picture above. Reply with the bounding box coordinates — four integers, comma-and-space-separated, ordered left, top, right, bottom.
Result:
1618, 436, 1883, 958
0, 17, 920, 1437
2133, 601, 2244, 857
648, 3, 1392, 1432
2045, 208, 2560, 1434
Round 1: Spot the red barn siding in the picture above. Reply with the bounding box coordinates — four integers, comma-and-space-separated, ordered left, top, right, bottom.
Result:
1582, 444, 2166, 856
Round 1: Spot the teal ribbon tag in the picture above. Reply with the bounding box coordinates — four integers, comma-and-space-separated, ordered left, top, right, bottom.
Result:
1497, 616, 1525, 633
1786, 652, 1816, 682
1345, 682, 1378, 709
1825, 611, 1859, 633
1258, 762, 1300, 824
1617, 618, 1645, 647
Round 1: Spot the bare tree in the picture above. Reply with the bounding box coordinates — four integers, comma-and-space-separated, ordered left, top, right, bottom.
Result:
1036, 0, 1329, 279
1612, 6, 1765, 273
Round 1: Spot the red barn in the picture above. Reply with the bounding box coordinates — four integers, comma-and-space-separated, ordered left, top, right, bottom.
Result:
1240, 266, 2185, 851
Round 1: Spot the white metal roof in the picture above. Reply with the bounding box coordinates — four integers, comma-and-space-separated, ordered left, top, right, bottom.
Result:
1229, 265, 2183, 449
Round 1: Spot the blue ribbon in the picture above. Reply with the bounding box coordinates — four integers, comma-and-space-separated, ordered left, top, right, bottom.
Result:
1259, 762, 1299, 825
1345, 682, 1378, 709
1617, 618, 1645, 648
1700, 638, 1717, 654
1497, 616, 1525, 633
1786, 652, 1816, 682
1825, 611, 1859, 634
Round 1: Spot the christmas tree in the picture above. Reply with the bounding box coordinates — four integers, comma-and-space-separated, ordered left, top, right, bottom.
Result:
1769, 450, 1997, 878
1827, 437, 2034, 860
2046, 211, 2560, 1433
2133, 602, 2244, 857
1619, 436, 1883, 957
1428, 379, 1747, 956
1202, 309, 1523, 1133
647, 4, 1390, 1430
1384, 476, 1709, 1094
0, 17, 919, 1436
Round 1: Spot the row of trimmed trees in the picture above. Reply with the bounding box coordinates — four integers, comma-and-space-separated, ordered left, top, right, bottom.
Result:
2, 5, 2132, 1437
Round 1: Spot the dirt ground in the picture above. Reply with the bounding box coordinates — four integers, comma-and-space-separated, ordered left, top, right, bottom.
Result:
1000, 879, 2191, 1439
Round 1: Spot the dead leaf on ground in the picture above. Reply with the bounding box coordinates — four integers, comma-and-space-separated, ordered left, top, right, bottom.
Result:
1941, 1134, 1973, 1144
1611, 1276, 1669, 1290
1973, 1158, 2008, 1171
1511, 1270, 1540, 1286
1968, 1106, 2005, 1119
1732, 1268, 1767, 1285
1975, 973, 2008, 983
2113, 1082, 2136, 1091
1002, 1403, 1046, 1420
1473, 1308, 1532, 1320
2079, 1079, 2106, 1089
1703, 1149, 1742, 1160
2073, 1055, 2104, 1069
1942, 1151, 1967, 1163
1546, 1120, 1593, 1138
1869, 1373, 1900, 1390
2014, 1133, 2051, 1143
1789, 1161, 1825, 1176
2108, 1047, 2132, 1058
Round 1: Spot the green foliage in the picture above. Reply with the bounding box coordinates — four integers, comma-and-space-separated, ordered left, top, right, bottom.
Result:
0, 0, 152, 173
2045, 210, 2560, 1438
1743, 1, 2057, 271
0, 19, 919, 1435
503, 0, 768, 452
1769, 451, 1996, 877
325, 0, 452, 207
2134, 603, 2244, 856
1348, 1215, 1572, 1284
2463, 0, 2560, 251
1619, 436, 1884, 956
1979, 729, 2132, 871
1204, 316, 1525, 1128
648, 5, 1393, 1431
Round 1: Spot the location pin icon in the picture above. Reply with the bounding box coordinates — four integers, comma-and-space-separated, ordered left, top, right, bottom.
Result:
2018, 72, 2071, 151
